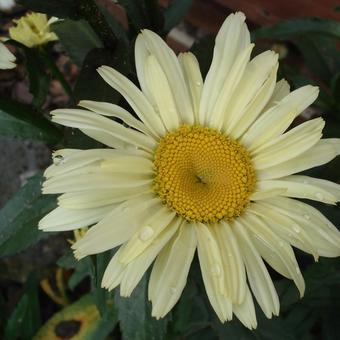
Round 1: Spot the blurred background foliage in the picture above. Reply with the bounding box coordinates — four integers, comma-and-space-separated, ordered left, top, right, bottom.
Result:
0, 0, 339, 339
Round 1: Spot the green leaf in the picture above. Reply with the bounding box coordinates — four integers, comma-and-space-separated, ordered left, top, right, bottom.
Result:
252, 18, 340, 41
24, 48, 50, 108
164, 0, 193, 32
18, 0, 77, 19
4, 274, 41, 340
58, 250, 91, 290
0, 98, 62, 144
115, 274, 168, 340
52, 19, 102, 67
0, 173, 57, 257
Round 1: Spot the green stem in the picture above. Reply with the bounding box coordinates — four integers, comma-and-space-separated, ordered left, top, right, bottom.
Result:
40, 48, 74, 102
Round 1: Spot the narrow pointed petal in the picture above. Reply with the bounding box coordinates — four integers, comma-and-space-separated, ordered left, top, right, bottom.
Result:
260, 197, 340, 257
51, 109, 156, 152
139, 30, 195, 124
258, 139, 340, 180
233, 286, 257, 330
214, 221, 246, 304
72, 195, 159, 259
196, 222, 232, 322
97, 66, 166, 136
243, 212, 305, 297
199, 12, 250, 125
255, 179, 337, 204
120, 217, 182, 297
252, 118, 324, 169
263, 79, 290, 111
178, 52, 203, 123
144, 54, 180, 131
249, 202, 319, 260
150, 222, 196, 318
233, 218, 280, 319
78, 100, 155, 137
241, 85, 319, 150
224, 50, 278, 133
39, 205, 114, 231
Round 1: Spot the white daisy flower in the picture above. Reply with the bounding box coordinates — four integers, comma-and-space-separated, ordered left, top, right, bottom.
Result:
39, 12, 340, 328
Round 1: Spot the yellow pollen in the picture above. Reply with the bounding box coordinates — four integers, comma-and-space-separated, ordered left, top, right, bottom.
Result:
153, 125, 256, 223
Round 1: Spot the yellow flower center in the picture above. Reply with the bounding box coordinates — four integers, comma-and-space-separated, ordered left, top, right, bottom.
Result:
153, 125, 256, 223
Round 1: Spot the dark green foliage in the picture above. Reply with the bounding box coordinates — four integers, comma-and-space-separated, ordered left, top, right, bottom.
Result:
0, 173, 56, 257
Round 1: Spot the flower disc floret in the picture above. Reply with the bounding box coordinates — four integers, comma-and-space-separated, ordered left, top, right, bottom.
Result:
153, 125, 256, 223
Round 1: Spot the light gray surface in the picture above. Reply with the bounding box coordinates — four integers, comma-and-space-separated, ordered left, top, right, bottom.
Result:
0, 137, 51, 207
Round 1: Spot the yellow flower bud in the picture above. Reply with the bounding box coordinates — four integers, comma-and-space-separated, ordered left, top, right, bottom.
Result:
9, 12, 58, 48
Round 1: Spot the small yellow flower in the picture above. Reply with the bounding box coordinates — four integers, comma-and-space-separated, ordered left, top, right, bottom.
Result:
39, 12, 340, 328
9, 12, 58, 48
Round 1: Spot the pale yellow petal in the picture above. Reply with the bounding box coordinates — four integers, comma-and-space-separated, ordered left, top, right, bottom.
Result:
199, 12, 250, 125
118, 205, 176, 264
213, 221, 246, 304
196, 222, 232, 322
241, 85, 319, 150
252, 118, 324, 169
233, 286, 257, 330
263, 78, 290, 111
97, 66, 166, 136
144, 54, 180, 131
243, 212, 305, 296
258, 139, 340, 180
150, 222, 196, 318
39, 205, 114, 231
178, 52, 203, 123
224, 50, 278, 134
233, 218, 280, 318
72, 195, 159, 259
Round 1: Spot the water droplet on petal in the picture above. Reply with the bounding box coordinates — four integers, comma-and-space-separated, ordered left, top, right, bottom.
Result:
303, 214, 310, 220
139, 226, 154, 241
195, 81, 201, 86
169, 286, 177, 294
315, 192, 324, 200
293, 225, 300, 233
211, 263, 221, 277
53, 155, 64, 165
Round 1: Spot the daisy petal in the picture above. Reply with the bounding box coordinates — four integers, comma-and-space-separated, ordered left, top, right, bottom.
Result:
249, 202, 319, 260
178, 52, 203, 123
263, 79, 290, 111
261, 197, 340, 257
97, 66, 166, 136
196, 222, 232, 322
281, 175, 340, 202
252, 118, 324, 169
233, 218, 280, 318
119, 206, 176, 264
258, 139, 340, 180
243, 212, 305, 296
78, 100, 154, 137
144, 54, 180, 131
241, 85, 319, 150
255, 179, 337, 204
149, 222, 196, 318
51, 109, 156, 152
214, 221, 246, 304
39, 205, 114, 231
199, 12, 250, 125
120, 217, 182, 297
224, 50, 278, 134
72, 195, 159, 259
230, 65, 277, 139
138, 30, 194, 124
233, 286, 257, 330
